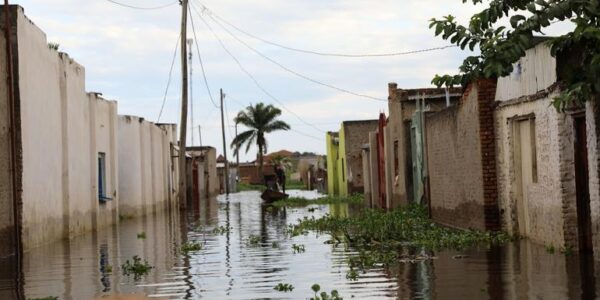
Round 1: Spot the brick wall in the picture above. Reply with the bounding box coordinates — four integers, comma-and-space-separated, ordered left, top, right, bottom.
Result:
426, 80, 499, 230
342, 120, 378, 194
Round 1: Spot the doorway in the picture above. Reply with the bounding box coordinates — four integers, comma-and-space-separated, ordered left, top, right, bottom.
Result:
513, 117, 536, 236
574, 115, 593, 253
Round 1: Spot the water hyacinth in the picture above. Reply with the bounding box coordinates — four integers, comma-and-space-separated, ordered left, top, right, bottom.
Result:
272, 194, 363, 208
293, 204, 512, 279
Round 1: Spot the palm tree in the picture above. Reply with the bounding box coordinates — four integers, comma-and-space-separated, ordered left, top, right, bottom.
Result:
231, 103, 291, 181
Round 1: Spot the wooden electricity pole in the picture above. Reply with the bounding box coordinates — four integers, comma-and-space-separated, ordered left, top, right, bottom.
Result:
220, 89, 230, 195
178, 0, 189, 209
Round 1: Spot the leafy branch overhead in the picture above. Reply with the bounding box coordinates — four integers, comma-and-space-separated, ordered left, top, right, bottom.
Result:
430, 0, 600, 110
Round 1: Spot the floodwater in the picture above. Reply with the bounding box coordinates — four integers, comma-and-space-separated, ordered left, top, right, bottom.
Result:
4, 190, 600, 299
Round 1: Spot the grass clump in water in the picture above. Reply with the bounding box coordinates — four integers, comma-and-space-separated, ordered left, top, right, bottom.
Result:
181, 241, 202, 253
137, 232, 146, 239
274, 283, 295, 292
247, 234, 261, 246
121, 255, 153, 280
292, 244, 305, 254
294, 204, 511, 280
272, 194, 363, 208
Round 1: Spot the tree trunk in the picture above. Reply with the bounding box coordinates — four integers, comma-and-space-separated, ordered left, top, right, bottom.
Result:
258, 144, 264, 185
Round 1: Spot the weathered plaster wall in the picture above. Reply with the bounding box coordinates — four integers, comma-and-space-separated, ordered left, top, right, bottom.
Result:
361, 147, 371, 206
18, 9, 64, 249
587, 100, 600, 253
495, 94, 566, 246
426, 85, 487, 230
118, 116, 178, 218
341, 120, 378, 196
368, 132, 379, 208
325, 132, 339, 196
0, 6, 16, 259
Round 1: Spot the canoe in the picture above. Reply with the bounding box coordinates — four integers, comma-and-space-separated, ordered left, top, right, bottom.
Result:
261, 189, 289, 203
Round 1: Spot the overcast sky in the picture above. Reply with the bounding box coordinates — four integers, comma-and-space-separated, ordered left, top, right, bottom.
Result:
12, 0, 572, 161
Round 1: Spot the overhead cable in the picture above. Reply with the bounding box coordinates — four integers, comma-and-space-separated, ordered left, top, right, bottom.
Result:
202, 10, 387, 102
189, 9, 220, 109
198, 3, 457, 58
104, 0, 178, 10
157, 34, 180, 123
190, 3, 326, 133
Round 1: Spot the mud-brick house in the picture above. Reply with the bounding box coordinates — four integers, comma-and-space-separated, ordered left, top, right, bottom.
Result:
362, 86, 461, 209
326, 120, 378, 197
424, 80, 500, 230
187, 146, 218, 200
494, 40, 600, 252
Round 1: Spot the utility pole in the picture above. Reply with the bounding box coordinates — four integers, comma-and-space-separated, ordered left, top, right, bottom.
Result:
178, 0, 189, 209
220, 89, 230, 194
198, 125, 202, 146
188, 38, 194, 147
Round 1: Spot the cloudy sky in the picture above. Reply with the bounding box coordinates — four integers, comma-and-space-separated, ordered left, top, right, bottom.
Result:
12, 0, 572, 161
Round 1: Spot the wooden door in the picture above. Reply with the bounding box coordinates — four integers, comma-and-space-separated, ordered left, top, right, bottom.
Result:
514, 119, 535, 236
574, 115, 593, 252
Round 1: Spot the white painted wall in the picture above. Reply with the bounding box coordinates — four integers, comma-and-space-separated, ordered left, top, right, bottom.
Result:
118, 116, 178, 217
496, 43, 557, 101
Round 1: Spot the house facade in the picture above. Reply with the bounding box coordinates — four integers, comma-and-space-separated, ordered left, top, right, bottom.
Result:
494, 41, 600, 251
0, 6, 183, 253
326, 120, 378, 197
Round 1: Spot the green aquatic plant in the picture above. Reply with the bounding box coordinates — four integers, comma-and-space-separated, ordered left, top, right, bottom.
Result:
545, 244, 556, 254
213, 225, 232, 235
271, 241, 280, 248
105, 265, 113, 273
137, 232, 146, 239
247, 234, 261, 246
309, 284, 342, 300
181, 241, 202, 253
274, 283, 295, 292
294, 204, 512, 280
121, 255, 153, 280
272, 194, 363, 208
292, 244, 305, 254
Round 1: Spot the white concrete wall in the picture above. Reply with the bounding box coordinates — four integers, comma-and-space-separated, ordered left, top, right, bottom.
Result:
118, 116, 178, 217
18, 8, 65, 248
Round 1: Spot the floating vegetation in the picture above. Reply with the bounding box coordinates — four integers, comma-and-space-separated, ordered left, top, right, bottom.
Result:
105, 265, 113, 273
310, 284, 342, 300
274, 283, 295, 292
247, 234, 261, 246
292, 244, 306, 254
272, 194, 363, 208
118, 214, 134, 221
121, 255, 153, 280
137, 232, 146, 239
293, 204, 512, 280
213, 225, 232, 235
271, 241, 280, 248
181, 241, 203, 253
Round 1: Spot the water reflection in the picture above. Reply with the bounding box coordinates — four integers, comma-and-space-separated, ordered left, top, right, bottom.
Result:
4, 191, 599, 299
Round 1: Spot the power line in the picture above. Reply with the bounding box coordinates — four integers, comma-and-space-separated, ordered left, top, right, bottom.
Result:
201, 9, 387, 102
190, 3, 326, 134
104, 0, 178, 10
157, 34, 180, 123
189, 9, 220, 109
198, 3, 458, 58
223, 96, 235, 139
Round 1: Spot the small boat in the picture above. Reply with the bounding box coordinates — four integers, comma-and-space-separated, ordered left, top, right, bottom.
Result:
261, 189, 289, 203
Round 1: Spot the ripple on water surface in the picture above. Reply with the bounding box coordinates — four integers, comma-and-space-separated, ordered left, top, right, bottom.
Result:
18, 190, 600, 299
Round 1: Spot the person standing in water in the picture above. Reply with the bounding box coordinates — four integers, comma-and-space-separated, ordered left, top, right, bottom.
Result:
275, 164, 286, 193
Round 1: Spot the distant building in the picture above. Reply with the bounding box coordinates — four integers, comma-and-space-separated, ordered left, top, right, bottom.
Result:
187, 147, 219, 199
326, 120, 378, 197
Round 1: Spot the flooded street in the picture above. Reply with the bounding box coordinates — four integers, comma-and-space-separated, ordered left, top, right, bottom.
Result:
14, 190, 600, 299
